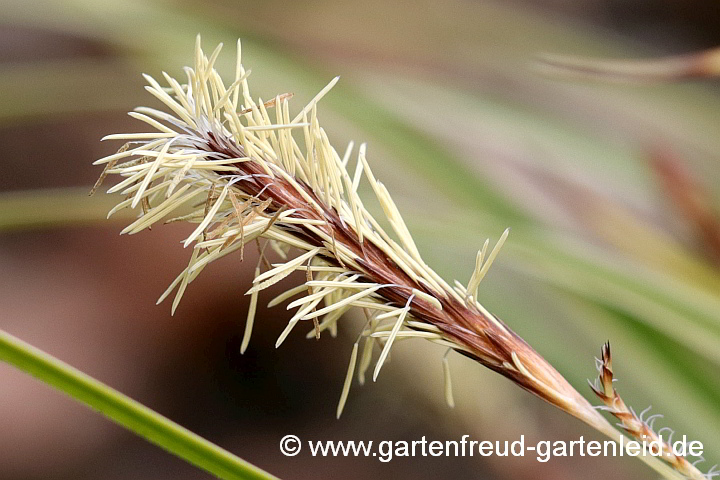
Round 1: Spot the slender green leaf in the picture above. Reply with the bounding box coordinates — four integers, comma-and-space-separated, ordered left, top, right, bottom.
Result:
0, 329, 279, 480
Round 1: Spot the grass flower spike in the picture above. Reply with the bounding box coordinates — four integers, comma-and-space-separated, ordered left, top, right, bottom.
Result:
93, 36, 703, 480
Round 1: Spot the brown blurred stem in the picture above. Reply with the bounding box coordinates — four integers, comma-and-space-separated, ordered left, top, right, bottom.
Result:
536, 47, 720, 83
650, 148, 720, 267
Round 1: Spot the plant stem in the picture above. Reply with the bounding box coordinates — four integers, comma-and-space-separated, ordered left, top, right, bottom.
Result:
0, 328, 279, 480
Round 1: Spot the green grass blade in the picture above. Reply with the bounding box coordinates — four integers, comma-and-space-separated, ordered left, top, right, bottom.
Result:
0, 188, 133, 231
0, 328, 279, 480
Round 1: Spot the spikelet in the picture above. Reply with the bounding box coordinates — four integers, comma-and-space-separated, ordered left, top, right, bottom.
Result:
94, 37, 693, 480
591, 343, 711, 480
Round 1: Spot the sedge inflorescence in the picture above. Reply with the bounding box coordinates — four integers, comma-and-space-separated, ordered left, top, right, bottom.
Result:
93, 36, 710, 479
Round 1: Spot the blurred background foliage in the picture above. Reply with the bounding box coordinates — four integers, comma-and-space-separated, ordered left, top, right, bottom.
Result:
0, 1, 718, 479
